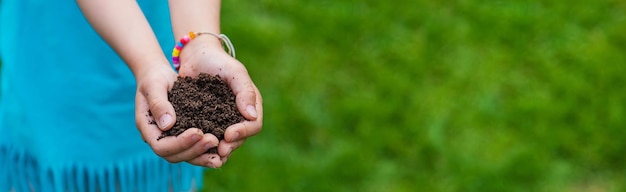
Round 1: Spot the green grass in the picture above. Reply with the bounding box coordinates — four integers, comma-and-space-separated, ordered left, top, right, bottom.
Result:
203, 0, 626, 191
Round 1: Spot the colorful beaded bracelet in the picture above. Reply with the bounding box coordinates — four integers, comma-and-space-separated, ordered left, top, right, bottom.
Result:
172, 32, 236, 71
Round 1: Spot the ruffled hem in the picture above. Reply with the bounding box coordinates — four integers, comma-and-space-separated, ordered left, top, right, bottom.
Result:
1, 144, 204, 192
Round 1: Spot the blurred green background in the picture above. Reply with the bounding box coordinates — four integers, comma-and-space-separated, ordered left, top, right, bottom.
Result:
205, 0, 626, 191
0, 0, 622, 191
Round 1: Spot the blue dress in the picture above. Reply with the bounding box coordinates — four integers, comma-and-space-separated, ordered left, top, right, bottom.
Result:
0, 0, 204, 191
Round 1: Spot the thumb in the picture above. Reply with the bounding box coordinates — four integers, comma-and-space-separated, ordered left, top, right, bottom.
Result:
143, 82, 177, 130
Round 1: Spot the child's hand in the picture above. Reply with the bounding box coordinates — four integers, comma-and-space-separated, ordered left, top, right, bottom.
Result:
178, 34, 264, 165
134, 64, 225, 168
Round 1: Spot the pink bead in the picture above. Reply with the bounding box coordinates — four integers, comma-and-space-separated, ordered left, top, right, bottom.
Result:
181, 36, 190, 44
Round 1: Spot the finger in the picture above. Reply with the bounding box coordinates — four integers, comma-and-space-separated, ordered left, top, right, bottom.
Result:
164, 133, 219, 163
187, 153, 224, 168
208, 153, 224, 168
225, 64, 258, 121
150, 128, 204, 158
141, 77, 176, 130
217, 139, 246, 158
224, 120, 262, 143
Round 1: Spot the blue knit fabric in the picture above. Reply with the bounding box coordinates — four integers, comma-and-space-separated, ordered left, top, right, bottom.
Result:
0, 0, 204, 191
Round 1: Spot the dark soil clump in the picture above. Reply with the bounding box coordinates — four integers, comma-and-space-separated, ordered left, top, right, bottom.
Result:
157, 73, 244, 153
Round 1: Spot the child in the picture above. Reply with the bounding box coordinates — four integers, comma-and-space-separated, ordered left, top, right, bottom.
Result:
0, 0, 263, 191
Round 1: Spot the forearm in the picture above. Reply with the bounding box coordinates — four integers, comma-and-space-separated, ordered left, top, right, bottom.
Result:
76, 0, 170, 77
169, 0, 223, 49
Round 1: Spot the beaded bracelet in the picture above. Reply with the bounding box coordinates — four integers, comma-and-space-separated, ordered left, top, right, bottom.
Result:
172, 32, 236, 71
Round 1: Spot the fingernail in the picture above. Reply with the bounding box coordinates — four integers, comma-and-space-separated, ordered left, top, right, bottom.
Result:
158, 114, 172, 130
246, 105, 257, 118
191, 134, 200, 142
204, 143, 215, 150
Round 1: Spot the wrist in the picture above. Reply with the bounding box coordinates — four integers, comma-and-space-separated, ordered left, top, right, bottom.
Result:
184, 34, 225, 53
178, 34, 227, 64
132, 59, 174, 81
186, 34, 223, 49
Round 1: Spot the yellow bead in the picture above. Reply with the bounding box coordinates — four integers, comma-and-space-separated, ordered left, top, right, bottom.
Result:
189, 32, 196, 39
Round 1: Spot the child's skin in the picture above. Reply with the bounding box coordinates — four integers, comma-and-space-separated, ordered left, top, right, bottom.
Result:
76, 0, 263, 168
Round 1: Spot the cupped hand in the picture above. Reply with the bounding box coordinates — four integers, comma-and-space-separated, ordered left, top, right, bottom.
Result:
178, 35, 264, 166
134, 63, 224, 168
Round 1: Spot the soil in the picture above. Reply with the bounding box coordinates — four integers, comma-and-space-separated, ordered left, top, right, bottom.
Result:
155, 73, 244, 154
